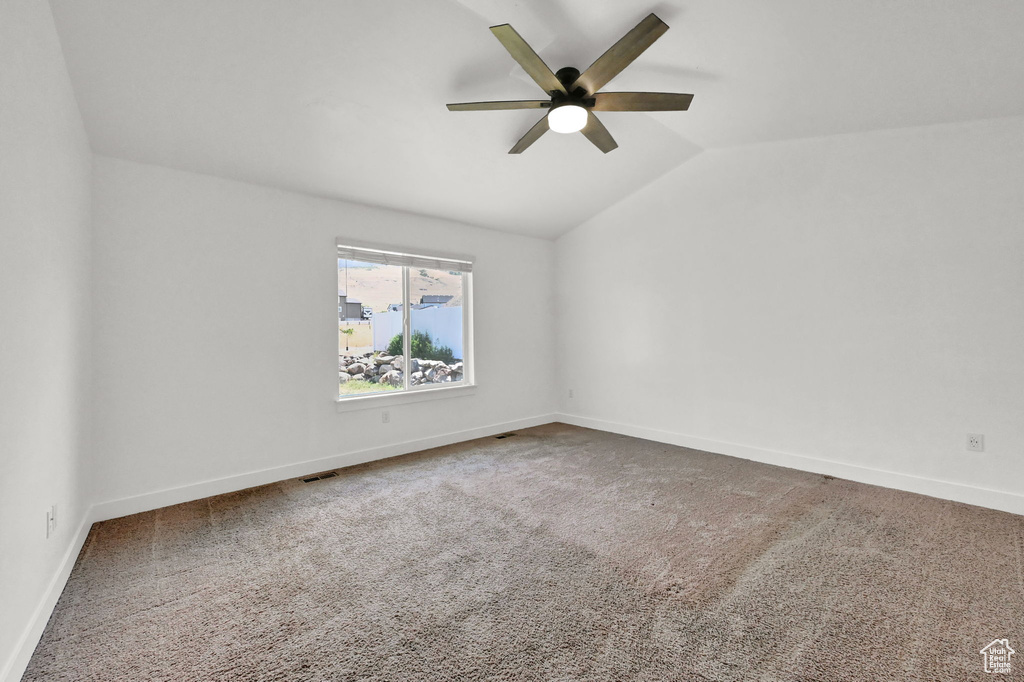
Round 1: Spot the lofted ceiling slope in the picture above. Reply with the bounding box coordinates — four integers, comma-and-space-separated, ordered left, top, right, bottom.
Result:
49, 0, 1024, 239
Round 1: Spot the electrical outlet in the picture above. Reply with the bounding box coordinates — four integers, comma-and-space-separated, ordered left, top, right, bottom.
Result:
967, 433, 985, 452
381, 410, 390, 424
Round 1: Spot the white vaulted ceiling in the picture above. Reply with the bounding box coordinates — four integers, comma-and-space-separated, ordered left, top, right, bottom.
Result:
49, 0, 1024, 238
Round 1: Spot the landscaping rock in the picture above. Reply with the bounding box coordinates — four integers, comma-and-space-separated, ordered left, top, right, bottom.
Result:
380, 370, 403, 387
344, 355, 464, 387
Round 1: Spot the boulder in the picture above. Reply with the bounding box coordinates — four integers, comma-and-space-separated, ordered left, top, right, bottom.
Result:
380, 370, 403, 387
410, 358, 421, 373
392, 356, 404, 371
379, 364, 393, 374
374, 355, 394, 366
350, 373, 366, 382
411, 371, 424, 385
347, 363, 366, 375
338, 373, 351, 384
451, 362, 463, 373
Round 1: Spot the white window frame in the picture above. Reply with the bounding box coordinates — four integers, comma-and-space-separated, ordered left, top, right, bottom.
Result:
335, 238, 475, 410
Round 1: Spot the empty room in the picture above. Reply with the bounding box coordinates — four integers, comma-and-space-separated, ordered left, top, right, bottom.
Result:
3, 1, 1023, 680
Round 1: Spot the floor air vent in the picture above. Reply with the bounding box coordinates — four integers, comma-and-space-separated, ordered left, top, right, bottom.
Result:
302, 471, 338, 483
494, 433, 517, 439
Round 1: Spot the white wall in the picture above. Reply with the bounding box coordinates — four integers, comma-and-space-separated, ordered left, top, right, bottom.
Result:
91, 156, 557, 507
0, 0, 93, 678
556, 117, 1024, 512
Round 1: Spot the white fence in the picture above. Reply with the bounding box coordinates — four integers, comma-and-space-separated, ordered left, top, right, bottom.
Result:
372, 307, 464, 359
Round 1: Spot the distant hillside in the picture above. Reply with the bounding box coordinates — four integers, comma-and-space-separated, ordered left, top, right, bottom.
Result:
338, 264, 463, 314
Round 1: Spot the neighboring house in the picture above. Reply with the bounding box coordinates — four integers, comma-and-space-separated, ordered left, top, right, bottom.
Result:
386, 302, 440, 312
420, 295, 453, 306
338, 294, 363, 320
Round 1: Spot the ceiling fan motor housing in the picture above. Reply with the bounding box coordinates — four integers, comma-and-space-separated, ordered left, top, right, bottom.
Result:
552, 67, 593, 105
555, 67, 580, 90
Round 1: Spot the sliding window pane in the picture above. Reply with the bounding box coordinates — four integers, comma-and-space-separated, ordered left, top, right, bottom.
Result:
339, 258, 404, 396
408, 267, 465, 387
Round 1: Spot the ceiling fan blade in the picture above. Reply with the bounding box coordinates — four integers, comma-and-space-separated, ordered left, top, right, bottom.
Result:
591, 92, 693, 111
447, 100, 550, 111
581, 111, 618, 154
490, 24, 567, 96
572, 14, 669, 95
509, 115, 549, 154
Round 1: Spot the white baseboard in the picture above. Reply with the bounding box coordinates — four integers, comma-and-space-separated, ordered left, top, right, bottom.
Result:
555, 413, 1024, 517
1, 509, 95, 682
91, 413, 558, 522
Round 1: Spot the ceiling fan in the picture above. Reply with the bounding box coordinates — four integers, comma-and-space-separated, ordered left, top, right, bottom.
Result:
447, 13, 693, 154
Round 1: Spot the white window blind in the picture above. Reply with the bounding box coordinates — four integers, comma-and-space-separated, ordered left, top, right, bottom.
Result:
336, 241, 473, 273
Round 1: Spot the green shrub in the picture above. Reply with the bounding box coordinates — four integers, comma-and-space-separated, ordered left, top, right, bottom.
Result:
386, 331, 455, 364
386, 333, 402, 357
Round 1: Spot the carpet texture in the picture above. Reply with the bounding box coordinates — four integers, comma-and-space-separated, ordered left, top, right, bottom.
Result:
24, 424, 1024, 681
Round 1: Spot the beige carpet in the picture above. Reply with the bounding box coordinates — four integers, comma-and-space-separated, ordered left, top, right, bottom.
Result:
25, 424, 1024, 681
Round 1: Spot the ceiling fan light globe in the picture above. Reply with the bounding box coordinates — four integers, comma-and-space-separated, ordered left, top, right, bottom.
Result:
547, 104, 588, 134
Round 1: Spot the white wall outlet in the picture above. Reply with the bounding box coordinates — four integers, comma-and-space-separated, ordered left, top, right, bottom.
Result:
381, 410, 390, 424
967, 433, 985, 452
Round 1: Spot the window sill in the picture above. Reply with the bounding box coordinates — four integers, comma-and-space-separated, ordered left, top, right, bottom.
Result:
334, 383, 476, 412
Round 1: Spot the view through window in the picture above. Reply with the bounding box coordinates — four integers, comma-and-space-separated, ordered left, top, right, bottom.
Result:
338, 242, 471, 398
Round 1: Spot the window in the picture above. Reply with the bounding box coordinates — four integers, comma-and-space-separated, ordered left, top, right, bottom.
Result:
337, 240, 473, 400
